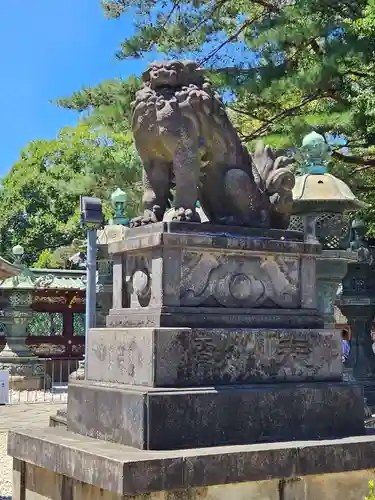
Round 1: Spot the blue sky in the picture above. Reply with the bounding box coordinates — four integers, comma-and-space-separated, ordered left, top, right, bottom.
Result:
0, 1, 147, 175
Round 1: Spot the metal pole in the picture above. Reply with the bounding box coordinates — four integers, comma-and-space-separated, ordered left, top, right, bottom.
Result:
85, 228, 97, 378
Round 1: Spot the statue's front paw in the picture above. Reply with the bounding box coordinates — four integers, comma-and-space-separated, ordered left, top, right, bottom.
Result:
129, 216, 143, 228
130, 205, 163, 227
172, 207, 201, 223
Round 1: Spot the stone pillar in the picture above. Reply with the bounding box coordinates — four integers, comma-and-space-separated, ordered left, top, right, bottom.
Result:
336, 261, 375, 407
316, 250, 357, 327
303, 214, 319, 243
70, 224, 128, 381
96, 246, 113, 327
346, 313, 375, 381
96, 224, 128, 326
0, 290, 43, 389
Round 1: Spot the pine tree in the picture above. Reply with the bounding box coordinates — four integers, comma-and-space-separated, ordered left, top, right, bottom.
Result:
58, 1, 375, 231
95, 0, 375, 164
55, 77, 140, 133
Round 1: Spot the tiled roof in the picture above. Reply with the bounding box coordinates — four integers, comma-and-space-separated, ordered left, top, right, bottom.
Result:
0, 267, 87, 290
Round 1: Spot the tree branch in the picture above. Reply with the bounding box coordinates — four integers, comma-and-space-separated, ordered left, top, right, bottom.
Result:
210, 66, 259, 75
229, 106, 270, 123
147, 0, 182, 50
241, 94, 321, 140
332, 150, 375, 170
199, 13, 265, 65
250, 0, 281, 12
189, 0, 230, 36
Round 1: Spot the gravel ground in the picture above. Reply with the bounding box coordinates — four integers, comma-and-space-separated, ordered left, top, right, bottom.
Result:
0, 391, 67, 497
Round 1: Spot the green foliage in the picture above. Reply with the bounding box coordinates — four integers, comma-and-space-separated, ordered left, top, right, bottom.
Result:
0, 123, 142, 267
92, 0, 375, 228
10, 0, 375, 265
32, 242, 83, 270
97, 1, 375, 159
55, 77, 141, 133
365, 480, 375, 500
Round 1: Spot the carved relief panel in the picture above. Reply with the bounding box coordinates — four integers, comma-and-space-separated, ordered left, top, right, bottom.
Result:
126, 252, 153, 308
180, 250, 301, 308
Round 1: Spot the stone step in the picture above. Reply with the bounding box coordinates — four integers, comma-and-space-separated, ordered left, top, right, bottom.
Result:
67, 380, 364, 450
49, 414, 67, 429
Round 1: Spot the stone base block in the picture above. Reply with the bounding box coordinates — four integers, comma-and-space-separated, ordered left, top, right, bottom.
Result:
49, 414, 67, 428
116, 220, 305, 240
49, 409, 67, 429
108, 222, 321, 330
8, 427, 375, 499
67, 380, 364, 450
9, 375, 44, 391
107, 306, 324, 329
87, 327, 342, 387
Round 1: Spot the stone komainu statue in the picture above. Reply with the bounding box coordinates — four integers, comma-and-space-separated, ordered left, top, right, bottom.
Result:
131, 60, 295, 229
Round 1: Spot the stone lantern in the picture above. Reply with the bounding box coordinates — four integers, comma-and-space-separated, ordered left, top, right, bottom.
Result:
290, 131, 366, 326
0, 245, 44, 388
335, 221, 375, 409
109, 188, 129, 226
97, 188, 130, 326
0, 252, 23, 336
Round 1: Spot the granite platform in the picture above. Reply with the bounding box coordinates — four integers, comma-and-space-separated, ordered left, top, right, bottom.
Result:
8, 427, 375, 499
8, 223, 371, 500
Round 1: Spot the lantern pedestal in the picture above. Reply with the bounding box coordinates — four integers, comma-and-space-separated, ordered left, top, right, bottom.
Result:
336, 262, 375, 408
316, 249, 357, 326
0, 308, 44, 391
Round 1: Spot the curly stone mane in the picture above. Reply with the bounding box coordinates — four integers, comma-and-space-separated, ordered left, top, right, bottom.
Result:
131, 60, 294, 228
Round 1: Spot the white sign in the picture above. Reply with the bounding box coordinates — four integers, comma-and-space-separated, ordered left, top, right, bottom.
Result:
0, 370, 9, 405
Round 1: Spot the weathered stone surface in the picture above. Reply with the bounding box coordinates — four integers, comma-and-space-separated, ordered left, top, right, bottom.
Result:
14, 459, 375, 500
178, 251, 302, 308
49, 410, 67, 429
131, 60, 294, 229
97, 224, 128, 245
109, 222, 315, 254
8, 427, 375, 497
67, 380, 364, 450
106, 222, 321, 329
87, 327, 342, 387
107, 306, 324, 329
111, 221, 304, 241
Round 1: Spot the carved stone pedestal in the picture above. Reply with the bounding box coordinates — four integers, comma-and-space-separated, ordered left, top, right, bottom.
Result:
336, 262, 375, 407
107, 222, 323, 329
8, 223, 371, 500
50, 224, 367, 446
316, 249, 357, 327
66, 224, 364, 450
0, 292, 44, 390
67, 325, 363, 450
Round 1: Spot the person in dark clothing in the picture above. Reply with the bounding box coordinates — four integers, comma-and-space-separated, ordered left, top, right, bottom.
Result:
342, 329, 350, 363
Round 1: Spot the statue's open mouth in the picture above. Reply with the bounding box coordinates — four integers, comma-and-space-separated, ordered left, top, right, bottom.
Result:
154, 85, 179, 91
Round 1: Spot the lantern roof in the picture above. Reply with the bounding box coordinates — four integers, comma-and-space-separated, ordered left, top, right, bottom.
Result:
292, 173, 366, 213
